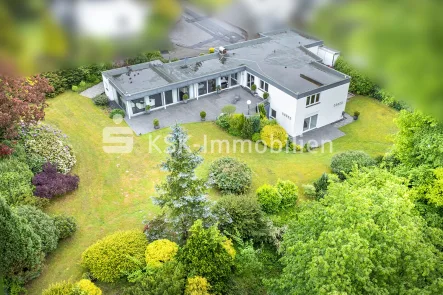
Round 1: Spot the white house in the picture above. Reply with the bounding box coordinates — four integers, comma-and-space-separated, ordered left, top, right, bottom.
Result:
102, 29, 350, 138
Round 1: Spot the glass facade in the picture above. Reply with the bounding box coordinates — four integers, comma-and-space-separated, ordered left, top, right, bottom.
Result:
247, 73, 255, 88
179, 86, 189, 101
198, 81, 208, 96
165, 90, 174, 105
131, 98, 145, 114
221, 76, 229, 89
230, 73, 238, 86
149, 93, 163, 108
208, 79, 216, 93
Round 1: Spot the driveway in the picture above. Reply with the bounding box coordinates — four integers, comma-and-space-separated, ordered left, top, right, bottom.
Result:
125, 87, 262, 135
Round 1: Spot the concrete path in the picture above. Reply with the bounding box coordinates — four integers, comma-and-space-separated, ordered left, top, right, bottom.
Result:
79, 82, 104, 98
125, 87, 262, 135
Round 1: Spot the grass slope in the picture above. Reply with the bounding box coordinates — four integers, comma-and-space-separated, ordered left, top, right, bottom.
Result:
27, 93, 398, 294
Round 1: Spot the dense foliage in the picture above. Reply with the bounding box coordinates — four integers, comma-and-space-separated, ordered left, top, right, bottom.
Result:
32, 162, 79, 199
185, 276, 211, 295
15, 205, 59, 254
330, 150, 376, 179
209, 157, 252, 195
271, 168, 443, 294
0, 198, 43, 282
214, 195, 270, 243
0, 157, 34, 205
22, 123, 76, 174
53, 215, 77, 240
42, 279, 102, 295
178, 220, 235, 293
81, 230, 148, 283
150, 124, 214, 243
0, 69, 52, 139
77, 279, 102, 295
92, 94, 109, 106
109, 109, 126, 119
256, 184, 282, 214
260, 125, 288, 149
334, 57, 376, 96
275, 180, 298, 209
145, 239, 179, 267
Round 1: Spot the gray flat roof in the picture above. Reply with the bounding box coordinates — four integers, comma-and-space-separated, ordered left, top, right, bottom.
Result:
103, 29, 350, 100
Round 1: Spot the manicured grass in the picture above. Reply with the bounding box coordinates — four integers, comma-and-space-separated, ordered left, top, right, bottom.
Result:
27, 93, 398, 294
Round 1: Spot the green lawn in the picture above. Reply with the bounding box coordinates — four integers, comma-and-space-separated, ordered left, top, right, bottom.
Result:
27, 93, 398, 294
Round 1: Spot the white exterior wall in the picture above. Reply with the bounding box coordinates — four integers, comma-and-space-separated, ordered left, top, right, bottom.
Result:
103, 75, 117, 101
266, 84, 298, 137
307, 46, 340, 67
294, 83, 349, 136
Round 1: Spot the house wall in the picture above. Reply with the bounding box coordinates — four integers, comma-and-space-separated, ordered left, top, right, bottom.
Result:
307, 46, 340, 67
294, 82, 349, 136
103, 75, 117, 101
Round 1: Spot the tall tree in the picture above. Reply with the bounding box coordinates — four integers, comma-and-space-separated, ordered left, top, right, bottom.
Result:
151, 124, 214, 243
271, 168, 443, 295
0, 63, 52, 139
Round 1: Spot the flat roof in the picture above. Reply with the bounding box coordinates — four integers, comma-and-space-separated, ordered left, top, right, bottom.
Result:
103, 29, 350, 100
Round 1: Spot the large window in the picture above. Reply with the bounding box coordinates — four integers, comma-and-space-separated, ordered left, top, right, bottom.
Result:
117, 93, 125, 109
208, 79, 217, 93
198, 81, 208, 96
179, 86, 189, 101
270, 108, 277, 118
247, 73, 255, 88
230, 73, 238, 86
260, 80, 269, 92
306, 93, 320, 107
130, 98, 145, 114
221, 76, 229, 89
165, 90, 174, 105
150, 93, 163, 108
303, 114, 318, 131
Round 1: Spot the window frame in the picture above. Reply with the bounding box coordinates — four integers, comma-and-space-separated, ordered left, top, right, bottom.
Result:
270, 108, 277, 119
260, 80, 269, 92
305, 93, 320, 107
303, 114, 318, 132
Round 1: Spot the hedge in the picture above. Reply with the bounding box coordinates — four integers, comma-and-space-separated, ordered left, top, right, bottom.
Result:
334, 57, 376, 96
81, 230, 148, 282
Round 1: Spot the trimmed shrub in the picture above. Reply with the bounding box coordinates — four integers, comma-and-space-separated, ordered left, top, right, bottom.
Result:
185, 276, 211, 295
241, 116, 255, 139
276, 180, 298, 209
22, 123, 76, 174
200, 111, 206, 119
251, 84, 257, 91
92, 94, 109, 106
221, 105, 236, 115
109, 109, 125, 119
249, 115, 261, 133
0, 158, 34, 205
256, 184, 282, 214
302, 184, 316, 199
228, 114, 245, 136
258, 104, 266, 119
145, 239, 179, 267
32, 163, 79, 199
215, 114, 230, 130
42, 281, 79, 295
334, 57, 376, 96
153, 118, 160, 127
260, 125, 288, 149
330, 150, 376, 179
72, 85, 79, 92
251, 133, 261, 142
79, 81, 86, 87
15, 205, 59, 254
81, 230, 148, 282
77, 279, 102, 295
263, 92, 269, 99
209, 48, 215, 53
372, 87, 409, 111
213, 195, 270, 243
53, 215, 77, 239
209, 157, 252, 195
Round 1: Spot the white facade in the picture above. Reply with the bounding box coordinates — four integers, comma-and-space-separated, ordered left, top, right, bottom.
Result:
307, 46, 340, 67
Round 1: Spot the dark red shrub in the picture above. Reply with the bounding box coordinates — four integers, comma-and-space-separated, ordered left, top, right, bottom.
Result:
32, 163, 79, 199
0, 144, 13, 158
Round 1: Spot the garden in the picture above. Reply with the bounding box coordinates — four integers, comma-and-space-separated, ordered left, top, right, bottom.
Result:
1, 89, 397, 295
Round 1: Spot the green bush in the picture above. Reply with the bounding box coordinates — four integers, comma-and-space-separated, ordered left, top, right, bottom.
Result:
260, 125, 288, 149
209, 157, 252, 195
214, 195, 270, 243
92, 94, 109, 106
372, 87, 409, 111
251, 133, 261, 142
263, 92, 269, 99
109, 109, 125, 119
145, 239, 179, 267
42, 281, 80, 295
215, 114, 230, 130
312, 173, 339, 200
77, 279, 102, 295
256, 184, 282, 214
276, 180, 298, 209
330, 150, 376, 179
72, 85, 79, 92
334, 57, 376, 96
302, 184, 316, 199
228, 114, 245, 137
22, 123, 76, 174
185, 276, 211, 295
53, 215, 77, 239
153, 119, 159, 127
200, 111, 206, 119
79, 81, 86, 87
241, 116, 255, 139
258, 104, 266, 119
81, 230, 148, 283
221, 105, 236, 115
0, 158, 34, 205
15, 205, 59, 254
251, 84, 257, 91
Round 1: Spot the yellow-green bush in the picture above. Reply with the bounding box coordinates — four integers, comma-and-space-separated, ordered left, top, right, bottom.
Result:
42, 281, 77, 295
209, 47, 215, 53
222, 239, 236, 259
260, 125, 288, 149
81, 230, 148, 282
185, 276, 211, 295
77, 279, 102, 295
145, 239, 179, 267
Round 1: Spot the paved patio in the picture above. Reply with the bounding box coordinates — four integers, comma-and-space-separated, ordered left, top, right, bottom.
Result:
294, 113, 354, 148
125, 87, 263, 135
